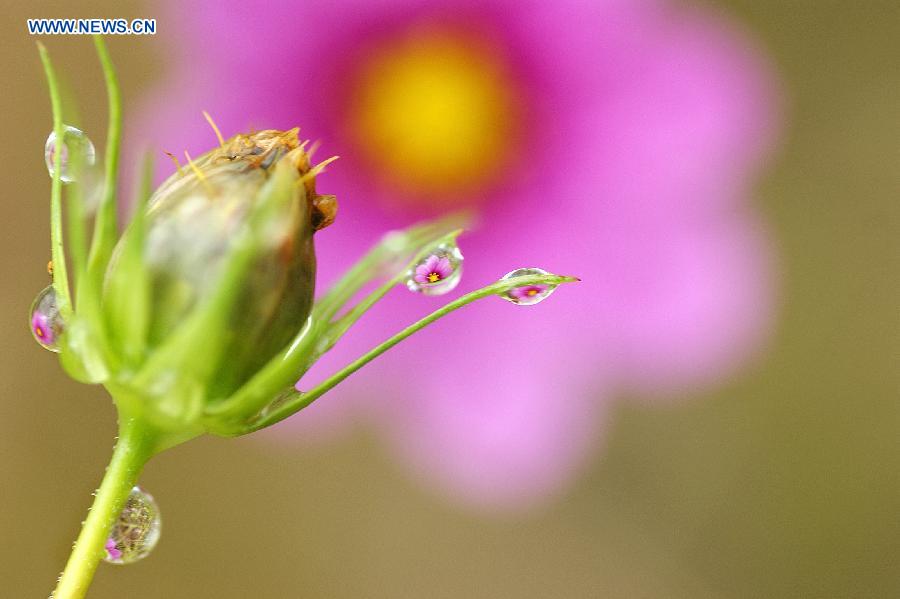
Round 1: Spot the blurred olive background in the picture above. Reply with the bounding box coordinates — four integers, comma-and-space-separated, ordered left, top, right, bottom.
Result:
1, 1, 898, 597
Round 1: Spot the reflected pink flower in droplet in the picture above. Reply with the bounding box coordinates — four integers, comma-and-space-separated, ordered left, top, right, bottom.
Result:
104, 538, 122, 562
131, 0, 781, 510
31, 310, 55, 345
509, 285, 549, 302
414, 255, 454, 285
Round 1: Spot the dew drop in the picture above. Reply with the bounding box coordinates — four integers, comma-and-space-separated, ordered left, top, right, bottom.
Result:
103, 486, 161, 565
30, 285, 64, 351
44, 125, 96, 183
406, 242, 463, 296
500, 267, 557, 306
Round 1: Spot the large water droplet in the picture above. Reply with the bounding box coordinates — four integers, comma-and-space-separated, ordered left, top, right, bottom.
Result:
406, 243, 463, 296
500, 267, 557, 306
44, 125, 95, 183
103, 486, 161, 565
30, 286, 64, 351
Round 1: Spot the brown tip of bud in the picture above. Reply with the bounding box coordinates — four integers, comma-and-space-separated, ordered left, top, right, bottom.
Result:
312, 194, 338, 231
201, 128, 338, 232
216, 129, 301, 170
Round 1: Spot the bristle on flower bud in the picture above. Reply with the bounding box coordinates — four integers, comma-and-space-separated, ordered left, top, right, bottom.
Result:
157, 128, 338, 232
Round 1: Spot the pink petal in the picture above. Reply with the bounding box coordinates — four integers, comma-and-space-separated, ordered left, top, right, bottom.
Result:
373, 297, 608, 510
434, 257, 453, 279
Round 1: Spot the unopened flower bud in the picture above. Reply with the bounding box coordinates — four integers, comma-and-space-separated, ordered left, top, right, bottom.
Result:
107, 129, 337, 400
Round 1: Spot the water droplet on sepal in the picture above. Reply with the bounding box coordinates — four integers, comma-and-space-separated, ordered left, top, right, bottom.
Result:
103, 486, 161, 565
500, 267, 557, 305
44, 125, 96, 183
406, 243, 463, 296
30, 286, 64, 351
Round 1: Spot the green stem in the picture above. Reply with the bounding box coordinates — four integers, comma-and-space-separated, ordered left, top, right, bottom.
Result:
53, 416, 159, 599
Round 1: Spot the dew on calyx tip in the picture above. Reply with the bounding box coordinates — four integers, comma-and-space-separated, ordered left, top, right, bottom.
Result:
500, 267, 557, 306
44, 125, 95, 183
103, 486, 161, 565
406, 242, 463, 296
30, 285, 64, 351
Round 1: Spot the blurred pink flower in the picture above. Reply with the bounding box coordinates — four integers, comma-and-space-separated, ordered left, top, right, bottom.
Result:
132, 0, 780, 510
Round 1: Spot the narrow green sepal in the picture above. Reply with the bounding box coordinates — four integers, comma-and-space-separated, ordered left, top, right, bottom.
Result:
85, 35, 122, 280
313, 212, 470, 324
313, 228, 464, 360
36, 42, 72, 318
104, 154, 154, 366
212, 271, 579, 436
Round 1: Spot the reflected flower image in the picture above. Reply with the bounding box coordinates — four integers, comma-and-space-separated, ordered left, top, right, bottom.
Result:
414, 255, 453, 286
133, 0, 780, 509
508, 284, 550, 304
104, 538, 122, 562
31, 305, 56, 345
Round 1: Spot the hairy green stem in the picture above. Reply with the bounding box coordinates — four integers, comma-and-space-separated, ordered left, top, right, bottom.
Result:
53, 416, 158, 599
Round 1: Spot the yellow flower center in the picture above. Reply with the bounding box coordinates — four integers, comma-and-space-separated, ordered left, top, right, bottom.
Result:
427, 272, 441, 283
346, 25, 521, 204
526, 288, 539, 296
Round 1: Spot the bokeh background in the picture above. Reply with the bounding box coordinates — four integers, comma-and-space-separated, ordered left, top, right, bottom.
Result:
1, 1, 898, 597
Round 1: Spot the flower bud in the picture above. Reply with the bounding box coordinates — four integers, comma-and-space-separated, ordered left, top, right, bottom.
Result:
106, 129, 337, 401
